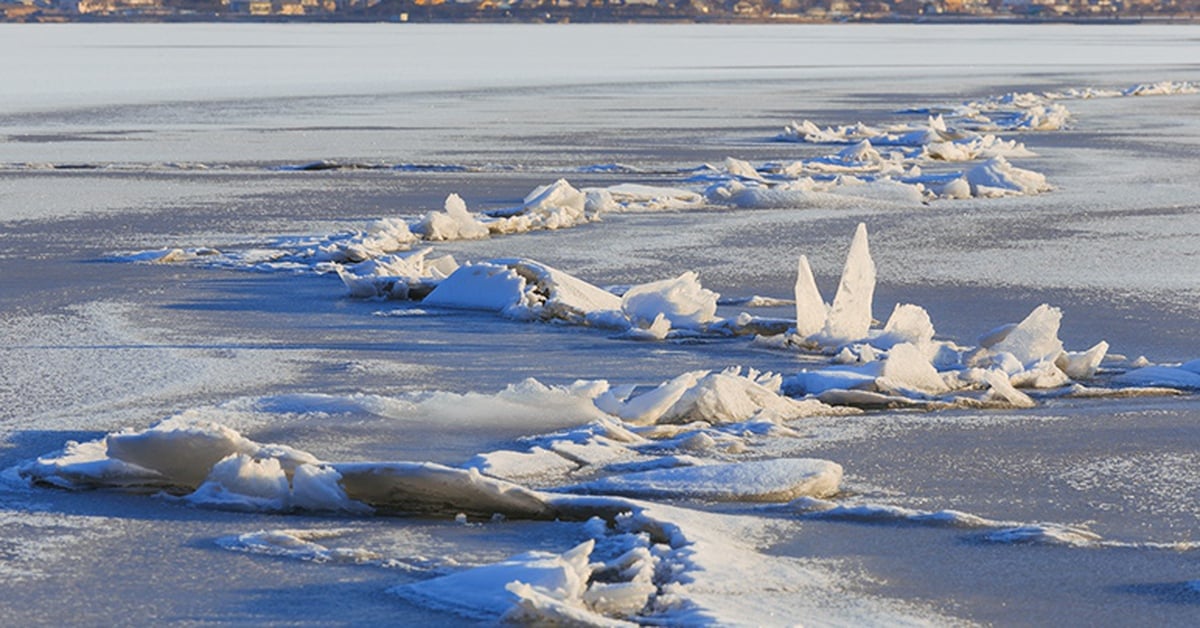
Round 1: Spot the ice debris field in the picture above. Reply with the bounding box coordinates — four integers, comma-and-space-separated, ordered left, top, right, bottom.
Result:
11, 80, 1200, 625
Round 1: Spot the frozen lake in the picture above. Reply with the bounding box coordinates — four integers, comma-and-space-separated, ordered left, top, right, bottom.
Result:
2, 23, 1200, 625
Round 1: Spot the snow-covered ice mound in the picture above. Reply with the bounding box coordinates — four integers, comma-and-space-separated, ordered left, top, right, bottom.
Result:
423, 257, 621, 323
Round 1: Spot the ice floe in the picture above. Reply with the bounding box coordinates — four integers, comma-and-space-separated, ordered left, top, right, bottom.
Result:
562, 458, 842, 502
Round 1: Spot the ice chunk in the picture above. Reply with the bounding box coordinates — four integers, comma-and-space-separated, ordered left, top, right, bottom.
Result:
422, 262, 526, 312
723, 157, 766, 181
875, 303, 935, 349
836, 139, 882, 163
19, 438, 165, 490
20, 418, 318, 494
186, 453, 291, 511
423, 258, 620, 322
785, 364, 880, 397
104, 420, 261, 488
820, 223, 876, 345
991, 304, 1065, 367
291, 464, 369, 513
497, 258, 623, 322
412, 193, 490, 241
563, 458, 842, 502
660, 369, 838, 424
595, 372, 703, 426
965, 157, 1050, 197
793, 255, 826, 338
981, 369, 1036, 408
877, 342, 949, 395
336, 248, 458, 300
1056, 341, 1109, 380
317, 217, 418, 263
487, 179, 592, 234
621, 271, 718, 330
1009, 360, 1071, 389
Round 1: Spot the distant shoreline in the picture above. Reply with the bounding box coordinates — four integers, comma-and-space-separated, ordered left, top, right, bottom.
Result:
4, 10, 1199, 25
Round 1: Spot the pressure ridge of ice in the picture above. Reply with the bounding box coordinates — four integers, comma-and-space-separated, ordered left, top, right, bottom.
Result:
122, 81, 1200, 284
127, 215, 1200, 410
14, 374, 861, 624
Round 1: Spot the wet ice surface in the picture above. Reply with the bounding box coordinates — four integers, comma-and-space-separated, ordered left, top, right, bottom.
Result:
3, 23, 1200, 626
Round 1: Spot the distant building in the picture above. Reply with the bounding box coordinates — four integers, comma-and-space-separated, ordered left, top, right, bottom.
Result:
65, 0, 162, 13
